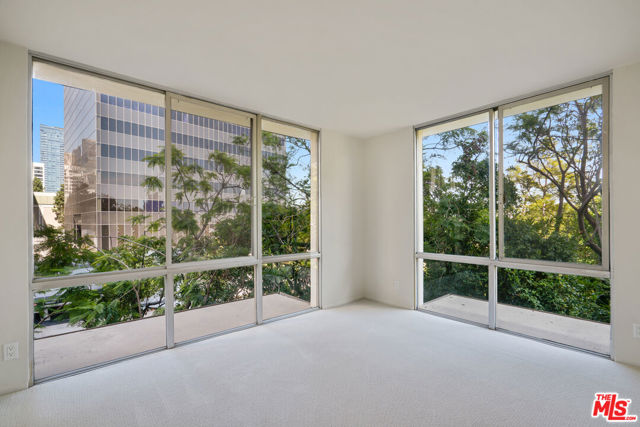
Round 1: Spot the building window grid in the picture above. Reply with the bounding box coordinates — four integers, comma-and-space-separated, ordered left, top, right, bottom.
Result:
95, 94, 168, 246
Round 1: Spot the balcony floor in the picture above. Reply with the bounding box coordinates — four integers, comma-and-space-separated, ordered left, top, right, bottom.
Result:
35, 293, 310, 380
421, 294, 610, 354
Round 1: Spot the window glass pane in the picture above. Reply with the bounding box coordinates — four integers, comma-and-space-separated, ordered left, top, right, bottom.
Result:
170, 104, 252, 263
32, 66, 165, 278
174, 267, 255, 343
502, 84, 604, 265
262, 120, 316, 255
497, 268, 610, 354
419, 113, 490, 257
421, 260, 488, 325
263, 259, 317, 320
33, 276, 165, 379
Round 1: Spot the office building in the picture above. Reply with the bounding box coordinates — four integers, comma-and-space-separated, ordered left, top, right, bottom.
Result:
32, 161, 44, 188
63, 86, 278, 249
39, 124, 63, 192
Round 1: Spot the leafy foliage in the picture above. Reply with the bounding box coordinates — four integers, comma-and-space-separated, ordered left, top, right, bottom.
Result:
34, 226, 95, 276
33, 177, 43, 192
53, 184, 64, 224
262, 132, 311, 255
34, 130, 312, 330
422, 96, 609, 323
263, 260, 311, 301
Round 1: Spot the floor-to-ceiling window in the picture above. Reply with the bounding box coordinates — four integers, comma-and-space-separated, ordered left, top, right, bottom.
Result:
261, 119, 319, 319
30, 60, 320, 381
416, 78, 610, 354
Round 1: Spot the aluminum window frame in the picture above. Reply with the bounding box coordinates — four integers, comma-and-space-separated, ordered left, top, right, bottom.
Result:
28, 56, 322, 384
259, 117, 321, 318
414, 76, 611, 354
498, 77, 610, 272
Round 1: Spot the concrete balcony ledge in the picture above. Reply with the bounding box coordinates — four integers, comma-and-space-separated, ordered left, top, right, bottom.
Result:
421, 294, 610, 355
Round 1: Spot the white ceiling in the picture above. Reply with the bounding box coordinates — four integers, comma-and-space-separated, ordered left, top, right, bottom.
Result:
1, 0, 639, 139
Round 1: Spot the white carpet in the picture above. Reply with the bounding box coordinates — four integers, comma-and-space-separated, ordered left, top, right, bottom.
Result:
1, 300, 638, 426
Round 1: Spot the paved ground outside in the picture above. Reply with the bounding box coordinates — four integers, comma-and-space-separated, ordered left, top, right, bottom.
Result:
421, 294, 610, 354
35, 293, 310, 380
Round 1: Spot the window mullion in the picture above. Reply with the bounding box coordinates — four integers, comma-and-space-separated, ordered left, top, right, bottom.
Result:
164, 92, 174, 349
498, 107, 505, 260
254, 115, 263, 325
488, 109, 497, 330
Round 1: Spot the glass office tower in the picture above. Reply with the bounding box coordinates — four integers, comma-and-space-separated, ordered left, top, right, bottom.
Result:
63, 86, 267, 249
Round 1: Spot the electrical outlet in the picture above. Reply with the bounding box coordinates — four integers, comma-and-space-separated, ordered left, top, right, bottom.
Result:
393, 280, 400, 290
633, 324, 640, 339
3, 342, 19, 361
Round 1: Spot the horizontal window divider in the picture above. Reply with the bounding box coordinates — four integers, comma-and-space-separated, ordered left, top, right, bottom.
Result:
31, 266, 167, 292
494, 327, 610, 358
168, 256, 258, 275
495, 259, 610, 279
416, 252, 491, 266
261, 117, 318, 141
31, 256, 261, 292
261, 115, 320, 134
169, 92, 255, 127
413, 73, 610, 131
417, 307, 490, 329
261, 307, 320, 324
415, 253, 610, 279
498, 77, 607, 117
261, 252, 321, 264
34, 345, 166, 384
498, 257, 608, 272
173, 322, 257, 348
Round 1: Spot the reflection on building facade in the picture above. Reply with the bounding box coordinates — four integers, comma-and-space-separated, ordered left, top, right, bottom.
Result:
62, 87, 279, 250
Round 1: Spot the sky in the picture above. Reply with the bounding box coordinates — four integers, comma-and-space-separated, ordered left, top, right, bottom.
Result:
422, 122, 490, 177
422, 119, 523, 178
32, 79, 63, 162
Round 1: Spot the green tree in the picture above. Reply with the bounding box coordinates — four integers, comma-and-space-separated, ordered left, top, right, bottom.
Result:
262, 131, 311, 255
506, 96, 603, 263
261, 132, 312, 300
421, 105, 609, 323
33, 177, 43, 192
33, 225, 95, 276
143, 136, 252, 262
422, 126, 491, 256
53, 184, 64, 224
35, 277, 166, 329
34, 132, 313, 329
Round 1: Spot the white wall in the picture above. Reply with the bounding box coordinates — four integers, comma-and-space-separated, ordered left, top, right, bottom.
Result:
320, 131, 366, 307
362, 127, 415, 309
360, 67, 640, 366
610, 62, 640, 366
0, 41, 30, 394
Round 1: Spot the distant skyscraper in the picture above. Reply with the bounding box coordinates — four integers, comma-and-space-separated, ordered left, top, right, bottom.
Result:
40, 125, 64, 192
32, 162, 45, 189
